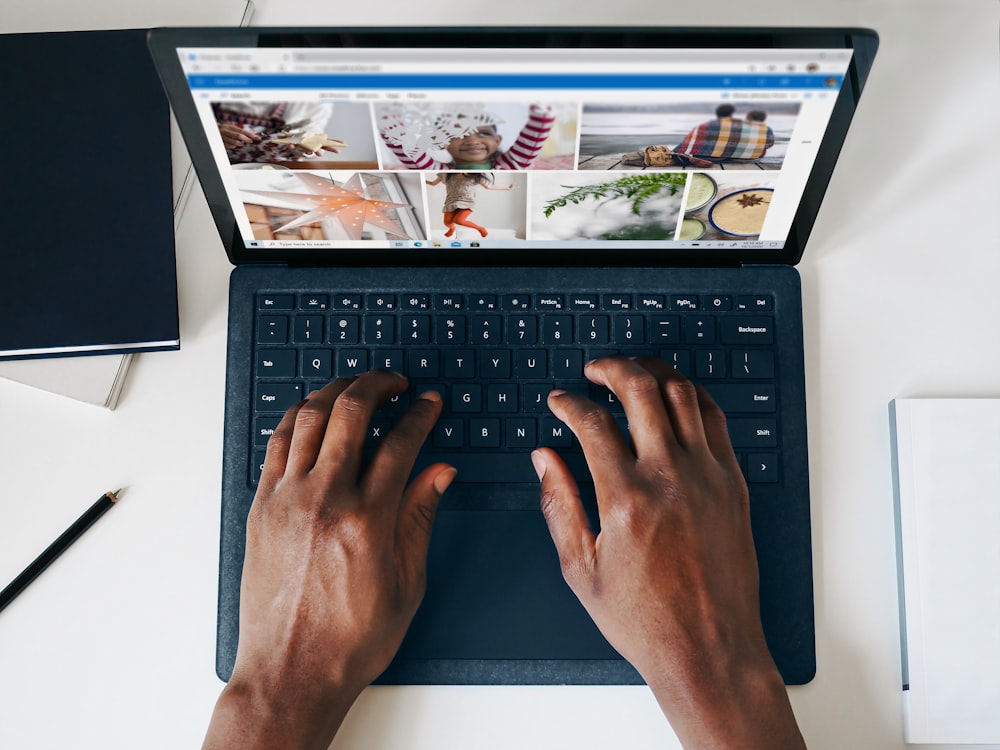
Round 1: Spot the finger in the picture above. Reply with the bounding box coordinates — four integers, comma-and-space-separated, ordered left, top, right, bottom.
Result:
222, 126, 255, 144
533, 448, 597, 595
394, 462, 456, 600
230, 126, 258, 142
256, 398, 307, 493
283, 378, 354, 475
582, 357, 676, 459
644, 358, 711, 450
363, 390, 444, 503
546, 390, 634, 496
316, 370, 409, 479
695, 385, 740, 469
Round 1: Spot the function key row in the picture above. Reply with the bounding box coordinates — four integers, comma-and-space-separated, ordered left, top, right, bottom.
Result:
258, 292, 773, 313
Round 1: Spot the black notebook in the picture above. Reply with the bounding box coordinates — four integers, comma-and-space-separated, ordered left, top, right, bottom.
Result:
0, 29, 178, 360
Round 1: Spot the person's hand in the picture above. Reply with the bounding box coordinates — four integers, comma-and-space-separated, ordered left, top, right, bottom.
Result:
203, 372, 455, 750
534, 357, 805, 749
218, 122, 261, 149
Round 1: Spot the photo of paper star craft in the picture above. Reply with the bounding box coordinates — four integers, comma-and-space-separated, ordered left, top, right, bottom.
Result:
377, 102, 504, 154
427, 108, 504, 149
432, 110, 503, 139
269, 132, 348, 152
243, 173, 411, 240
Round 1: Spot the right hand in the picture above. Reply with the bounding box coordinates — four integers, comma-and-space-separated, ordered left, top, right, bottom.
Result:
534, 357, 804, 748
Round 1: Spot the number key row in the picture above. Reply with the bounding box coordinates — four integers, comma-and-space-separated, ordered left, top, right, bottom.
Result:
258, 313, 773, 346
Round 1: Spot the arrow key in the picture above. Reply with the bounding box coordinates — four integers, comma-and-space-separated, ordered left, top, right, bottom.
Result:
747, 452, 779, 483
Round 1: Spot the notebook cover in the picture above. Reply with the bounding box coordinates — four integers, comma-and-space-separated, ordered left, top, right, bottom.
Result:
0, 29, 179, 360
889, 398, 1000, 743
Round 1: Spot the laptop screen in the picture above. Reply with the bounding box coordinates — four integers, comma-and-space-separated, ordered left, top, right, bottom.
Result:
152, 29, 874, 266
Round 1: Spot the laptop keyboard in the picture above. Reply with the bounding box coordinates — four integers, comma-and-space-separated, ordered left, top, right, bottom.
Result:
251, 290, 780, 486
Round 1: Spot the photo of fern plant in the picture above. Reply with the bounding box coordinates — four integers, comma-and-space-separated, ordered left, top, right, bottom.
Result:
532, 172, 687, 241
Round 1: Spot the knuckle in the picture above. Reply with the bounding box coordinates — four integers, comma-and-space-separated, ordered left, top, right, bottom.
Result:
573, 404, 614, 436
539, 486, 561, 521
702, 404, 729, 434
559, 557, 585, 588
621, 370, 661, 397
608, 493, 656, 535
265, 427, 291, 452
410, 501, 437, 536
325, 507, 372, 545
332, 391, 370, 421
293, 402, 329, 429
666, 377, 699, 405
560, 552, 598, 596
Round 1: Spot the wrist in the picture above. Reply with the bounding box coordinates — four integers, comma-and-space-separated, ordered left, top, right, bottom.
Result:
643, 638, 805, 749
203, 670, 362, 750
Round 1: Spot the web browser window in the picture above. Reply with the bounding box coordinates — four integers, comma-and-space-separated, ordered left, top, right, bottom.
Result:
178, 47, 852, 253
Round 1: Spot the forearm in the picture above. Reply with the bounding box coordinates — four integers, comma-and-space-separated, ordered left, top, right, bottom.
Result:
203, 674, 361, 750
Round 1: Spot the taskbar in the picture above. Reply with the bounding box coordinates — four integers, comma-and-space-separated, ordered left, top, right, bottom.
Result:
245, 239, 785, 251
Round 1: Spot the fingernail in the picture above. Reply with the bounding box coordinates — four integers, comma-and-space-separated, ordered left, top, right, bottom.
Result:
549, 389, 567, 398
433, 467, 458, 495
531, 450, 547, 481
418, 389, 442, 402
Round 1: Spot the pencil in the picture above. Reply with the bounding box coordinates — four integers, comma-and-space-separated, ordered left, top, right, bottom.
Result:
0, 488, 122, 613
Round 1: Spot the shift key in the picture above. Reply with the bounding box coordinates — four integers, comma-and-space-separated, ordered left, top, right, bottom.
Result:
256, 382, 303, 412
727, 418, 778, 448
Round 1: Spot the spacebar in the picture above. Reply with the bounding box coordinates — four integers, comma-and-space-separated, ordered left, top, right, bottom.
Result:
412, 452, 592, 484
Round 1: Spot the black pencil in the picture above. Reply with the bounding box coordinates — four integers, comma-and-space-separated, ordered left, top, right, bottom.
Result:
0, 488, 122, 613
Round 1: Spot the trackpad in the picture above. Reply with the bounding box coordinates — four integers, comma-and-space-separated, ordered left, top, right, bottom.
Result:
399, 509, 619, 660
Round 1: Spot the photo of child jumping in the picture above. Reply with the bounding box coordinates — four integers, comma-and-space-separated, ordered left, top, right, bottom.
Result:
425, 172, 516, 238
377, 102, 571, 170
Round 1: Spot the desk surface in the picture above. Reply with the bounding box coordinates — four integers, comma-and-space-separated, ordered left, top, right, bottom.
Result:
2, 1, 999, 748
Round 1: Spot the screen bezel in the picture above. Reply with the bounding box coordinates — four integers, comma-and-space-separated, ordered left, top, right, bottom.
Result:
148, 26, 878, 268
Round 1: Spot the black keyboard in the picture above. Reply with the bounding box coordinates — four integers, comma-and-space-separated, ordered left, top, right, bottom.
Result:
251, 290, 780, 486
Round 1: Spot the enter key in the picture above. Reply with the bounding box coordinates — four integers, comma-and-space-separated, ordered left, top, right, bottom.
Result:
704, 384, 776, 413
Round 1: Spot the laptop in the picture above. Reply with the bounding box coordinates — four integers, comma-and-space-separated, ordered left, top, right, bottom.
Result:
148, 26, 878, 685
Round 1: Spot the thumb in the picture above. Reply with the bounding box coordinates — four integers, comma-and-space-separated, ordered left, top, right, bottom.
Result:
532, 449, 597, 590
396, 463, 456, 590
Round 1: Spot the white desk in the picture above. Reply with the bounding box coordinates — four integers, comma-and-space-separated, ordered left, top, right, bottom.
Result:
2, 1, 998, 748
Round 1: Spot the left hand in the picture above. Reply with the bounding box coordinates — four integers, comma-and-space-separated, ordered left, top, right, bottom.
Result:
205, 372, 455, 749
